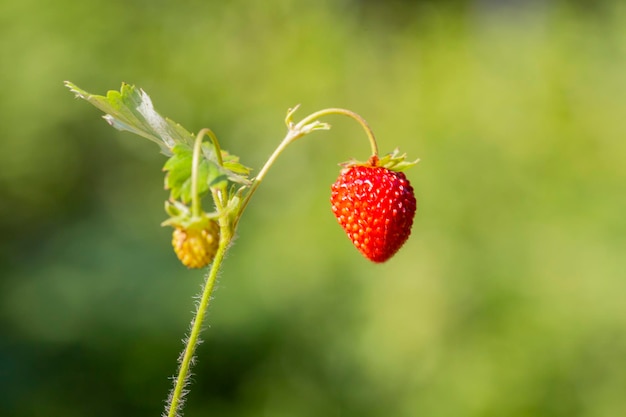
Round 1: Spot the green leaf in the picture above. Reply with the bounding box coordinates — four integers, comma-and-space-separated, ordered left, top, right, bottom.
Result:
65, 81, 194, 155
67, 81, 253, 203
164, 144, 192, 200
221, 151, 251, 175
163, 144, 250, 204
163, 144, 209, 203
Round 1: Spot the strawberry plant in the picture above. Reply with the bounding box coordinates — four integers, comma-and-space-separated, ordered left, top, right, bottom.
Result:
65, 81, 419, 417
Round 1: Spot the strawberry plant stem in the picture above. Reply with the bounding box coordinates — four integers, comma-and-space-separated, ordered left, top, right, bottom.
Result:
202, 128, 228, 209
190, 130, 204, 218
165, 220, 233, 417
170, 107, 379, 416
236, 108, 378, 224
66, 83, 391, 417
202, 128, 224, 167
192, 129, 226, 217
296, 108, 379, 156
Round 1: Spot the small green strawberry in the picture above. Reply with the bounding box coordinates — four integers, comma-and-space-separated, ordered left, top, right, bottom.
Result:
330, 151, 418, 263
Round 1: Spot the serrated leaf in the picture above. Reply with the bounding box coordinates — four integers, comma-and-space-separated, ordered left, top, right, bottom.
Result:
67, 81, 253, 199
164, 144, 202, 203
206, 162, 228, 188
221, 151, 251, 176
65, 81, 194, 155
164, 144, 249, 204
178, 162, 211, 203
201, 145, 251, 186
163, 144, 192, 201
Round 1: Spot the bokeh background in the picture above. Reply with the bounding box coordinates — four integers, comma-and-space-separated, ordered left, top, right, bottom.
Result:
2, 0, 625, 416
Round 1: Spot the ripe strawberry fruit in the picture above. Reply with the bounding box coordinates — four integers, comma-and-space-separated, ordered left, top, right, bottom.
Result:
330, 154, 417, 263
171, 221, 220, 268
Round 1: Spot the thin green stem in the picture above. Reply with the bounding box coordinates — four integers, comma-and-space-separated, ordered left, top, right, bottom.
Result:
190, 130, 205, 218
165, 221, 232, 417
201, 128, 224, 167
198, 128, 227, 209
167, 107, 378, 416
296, 108, 378, 156
236, 108, 378, 226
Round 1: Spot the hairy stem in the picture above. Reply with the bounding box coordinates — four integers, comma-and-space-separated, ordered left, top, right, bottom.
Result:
164, 221, 232, 417
166, 107, 377, 416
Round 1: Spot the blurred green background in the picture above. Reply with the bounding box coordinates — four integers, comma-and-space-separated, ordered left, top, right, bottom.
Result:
2, 0, 626, 416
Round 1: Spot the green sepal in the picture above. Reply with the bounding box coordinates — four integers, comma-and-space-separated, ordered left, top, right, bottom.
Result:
376, 148, 420, 171
339, 148, 420, 171
162, 200, 218, 230
163, 199, 189, 218
65, 81, 194, 155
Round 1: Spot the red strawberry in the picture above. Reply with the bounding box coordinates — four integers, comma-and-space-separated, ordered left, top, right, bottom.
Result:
330, 153, 417, 263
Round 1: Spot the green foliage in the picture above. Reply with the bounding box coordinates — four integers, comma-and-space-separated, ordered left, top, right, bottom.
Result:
163, 143, 216, 203
66, 82, 252, 206
65, 81, 194, 155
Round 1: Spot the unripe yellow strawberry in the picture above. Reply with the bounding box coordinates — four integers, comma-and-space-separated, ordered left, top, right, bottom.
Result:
171, 221, 220, 268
